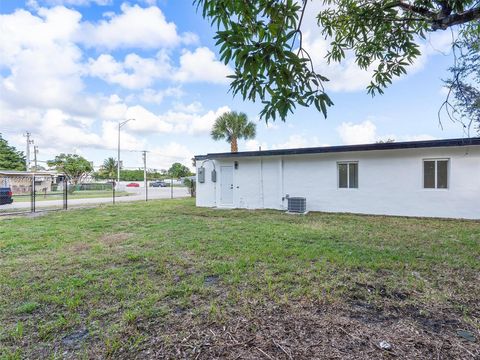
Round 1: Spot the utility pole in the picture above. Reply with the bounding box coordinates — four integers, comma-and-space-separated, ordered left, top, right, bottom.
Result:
33, 146, 39, 171
24, 132, 33, 171
117, 118, 135, 185
142, 150, 148, 201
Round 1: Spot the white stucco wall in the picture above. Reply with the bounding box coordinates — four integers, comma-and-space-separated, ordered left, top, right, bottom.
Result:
196, 145, 480, 219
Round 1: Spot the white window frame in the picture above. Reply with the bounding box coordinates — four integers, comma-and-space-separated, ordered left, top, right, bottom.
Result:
422, 158, 450, 190
337, 161, 359, 189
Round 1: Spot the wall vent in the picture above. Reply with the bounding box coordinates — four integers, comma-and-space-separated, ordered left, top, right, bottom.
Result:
287, 197, 306, 213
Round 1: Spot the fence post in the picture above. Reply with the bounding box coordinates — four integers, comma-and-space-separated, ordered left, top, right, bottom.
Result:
63, 177, 68, 210
31, 175, 36, 213
113, 181, 115, 204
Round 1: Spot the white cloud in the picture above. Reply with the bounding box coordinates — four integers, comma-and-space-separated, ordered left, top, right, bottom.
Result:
245, 139, 269, 151
149, 142, 194, 170
78, 4, 196, 50
100, 119, 145, 151
0, 7, 91, 113
0, 99, 148, 159
88, 51, 172, 89
113, 104, 229, 136
159, 106, 231, 135
0, 6, 81, 62
172, 101, 204, 113
337, 120, 436, 144
125, 105, 174, 134
138, 87, 184, 104
88, 47, 231, 88
173, 47, 231, 84
243, 135, 327, 151
94, 97, 229, 136
337, 120, 377, 145
98, 94, 128, 120
272, 134, 327, 149
32, 0, 112, 6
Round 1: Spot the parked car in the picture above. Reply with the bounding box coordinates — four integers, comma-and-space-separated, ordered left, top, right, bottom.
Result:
0, 187, 14, 205
150, 181, 167, 187
126, 182, 140, 187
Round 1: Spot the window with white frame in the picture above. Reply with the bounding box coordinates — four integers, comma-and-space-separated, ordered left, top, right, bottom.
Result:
423, 159, 449, 189
338, 162, 358, 188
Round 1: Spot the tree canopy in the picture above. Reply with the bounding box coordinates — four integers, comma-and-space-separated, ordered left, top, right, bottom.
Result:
168, 163, 192, 179
0, 134, 26, 171
195, 0, 480, 122
95, 169, 167, 181
99, 157, 117, 180
442, 24, 480, 134
47, 154, 93, 185
211, 111, 256, 152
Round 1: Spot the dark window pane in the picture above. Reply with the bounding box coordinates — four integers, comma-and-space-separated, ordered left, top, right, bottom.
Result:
349, 163, 358, 188
338, 164, 348, 188
424, 161, 435, 188
437, 160, 448, 188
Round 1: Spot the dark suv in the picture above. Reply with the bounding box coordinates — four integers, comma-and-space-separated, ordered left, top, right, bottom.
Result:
150, 181, 167, 188
0, 187, 13, 205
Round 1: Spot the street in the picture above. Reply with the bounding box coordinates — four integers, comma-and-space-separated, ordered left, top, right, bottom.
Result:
0, 187, 190, 212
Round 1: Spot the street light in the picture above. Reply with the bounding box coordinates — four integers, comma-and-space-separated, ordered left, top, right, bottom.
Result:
117, 118, 135, 185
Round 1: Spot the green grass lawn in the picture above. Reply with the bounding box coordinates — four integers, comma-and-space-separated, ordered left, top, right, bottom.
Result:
12, 191, 130, 202
1, 199, 479, 359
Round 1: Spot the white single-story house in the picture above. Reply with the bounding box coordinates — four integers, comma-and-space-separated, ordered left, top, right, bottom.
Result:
194, 137, 480, 219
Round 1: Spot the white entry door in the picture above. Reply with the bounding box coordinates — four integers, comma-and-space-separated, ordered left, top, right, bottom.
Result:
220, 165, 234, 205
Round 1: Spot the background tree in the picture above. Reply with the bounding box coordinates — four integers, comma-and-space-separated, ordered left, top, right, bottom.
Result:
95, 169, 167, 181
211, 111, 256, 152
442, 24, 480, 134
0, 134, 26, 170
195, 0, 480, 121
47, 154, 93, 185
168, 162, 191, 179
100, 157, 117, 181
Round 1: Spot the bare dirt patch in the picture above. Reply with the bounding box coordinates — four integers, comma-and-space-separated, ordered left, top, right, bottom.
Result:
100, 232, 133, 247
115, 301, 480, 360
67, 242, 92, 253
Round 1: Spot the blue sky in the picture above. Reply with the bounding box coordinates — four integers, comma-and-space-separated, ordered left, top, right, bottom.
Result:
0, 0, 466, 171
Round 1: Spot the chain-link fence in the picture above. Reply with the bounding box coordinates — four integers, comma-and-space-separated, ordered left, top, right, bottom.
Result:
0, 175, 67, 215
0, 175, 192, 216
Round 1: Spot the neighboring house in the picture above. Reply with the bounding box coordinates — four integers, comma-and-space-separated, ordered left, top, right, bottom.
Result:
0, 170, 58, 194
194, 138, 480, 219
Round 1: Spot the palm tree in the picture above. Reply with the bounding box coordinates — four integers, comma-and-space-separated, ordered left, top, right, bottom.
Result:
101, 157, 117, 181
211, 111, 256, 152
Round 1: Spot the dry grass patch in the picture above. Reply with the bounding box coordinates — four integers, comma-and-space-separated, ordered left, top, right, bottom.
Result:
100, 232, 133, 247
0, 199, 478, 359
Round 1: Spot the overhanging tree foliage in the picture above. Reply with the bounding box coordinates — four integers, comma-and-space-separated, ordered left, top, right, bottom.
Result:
47, 154, 93, 185
195, 0, 480, 122
0, 134, 26, 171
442, 24, 480, 134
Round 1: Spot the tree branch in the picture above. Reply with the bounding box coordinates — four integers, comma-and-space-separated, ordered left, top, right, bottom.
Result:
393, 1, 437, 18
432, 7, 480, 29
